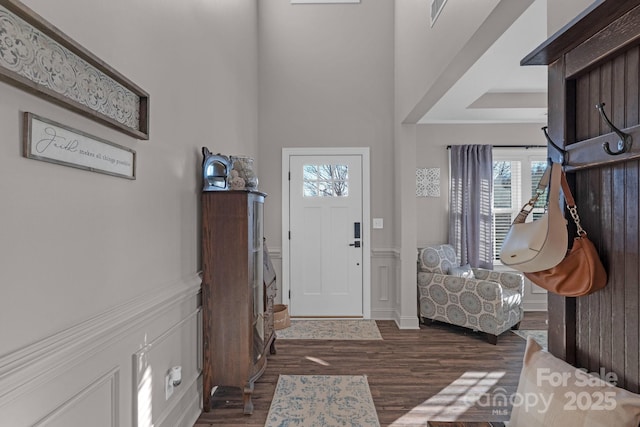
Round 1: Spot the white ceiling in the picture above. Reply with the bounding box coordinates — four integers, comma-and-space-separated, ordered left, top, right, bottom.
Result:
419, 0, 548, 124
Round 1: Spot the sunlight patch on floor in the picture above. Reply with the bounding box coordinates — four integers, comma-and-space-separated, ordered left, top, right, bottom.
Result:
389, 370, 505, 426
305, 355, 330, 366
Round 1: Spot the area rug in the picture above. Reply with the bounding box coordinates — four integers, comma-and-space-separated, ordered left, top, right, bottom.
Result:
275, 319, 383, 340
512, 329, 548, 350
265, 375, 380, 427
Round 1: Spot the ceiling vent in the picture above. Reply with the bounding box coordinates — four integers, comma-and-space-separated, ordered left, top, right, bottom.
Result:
430, 0, 448, 27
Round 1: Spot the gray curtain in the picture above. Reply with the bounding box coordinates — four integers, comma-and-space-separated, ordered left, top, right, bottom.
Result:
449, 145, 493, 269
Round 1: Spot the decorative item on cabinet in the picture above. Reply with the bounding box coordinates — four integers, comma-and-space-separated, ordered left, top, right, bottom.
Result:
229, 170, 246, 190
201, 147, 232, 191
201, 190, 275, 415
230, 155, 259, 189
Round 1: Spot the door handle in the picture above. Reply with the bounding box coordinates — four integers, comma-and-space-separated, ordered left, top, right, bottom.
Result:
349, 241, 361, 248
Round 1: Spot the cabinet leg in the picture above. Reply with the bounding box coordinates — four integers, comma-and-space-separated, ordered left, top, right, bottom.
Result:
203, 383, 212, 412
243, 383, 254, 415
270, 338, 277, 355
203, 393, 211, 413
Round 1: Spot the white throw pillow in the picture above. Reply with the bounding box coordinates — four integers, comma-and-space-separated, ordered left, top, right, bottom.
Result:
509, 337, 640, 426
447, 264, 475, 279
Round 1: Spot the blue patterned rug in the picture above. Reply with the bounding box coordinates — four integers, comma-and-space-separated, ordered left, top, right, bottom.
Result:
265, 375, 380, 427
276, 319, 383, 340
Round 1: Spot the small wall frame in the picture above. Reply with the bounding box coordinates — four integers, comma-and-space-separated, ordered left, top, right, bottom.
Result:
416, 167, 441, 197
0, 0, 149, 139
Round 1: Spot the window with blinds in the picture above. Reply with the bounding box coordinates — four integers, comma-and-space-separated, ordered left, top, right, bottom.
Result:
492, 149, 547, 263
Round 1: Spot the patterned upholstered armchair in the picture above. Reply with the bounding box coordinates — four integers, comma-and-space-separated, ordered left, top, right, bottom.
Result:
417, 244, 524, 344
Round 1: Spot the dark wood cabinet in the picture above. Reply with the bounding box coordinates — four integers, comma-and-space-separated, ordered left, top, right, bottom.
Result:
201, 190, 276, 414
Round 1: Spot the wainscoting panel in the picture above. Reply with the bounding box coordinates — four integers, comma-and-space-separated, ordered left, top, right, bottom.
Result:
371, 248, 399, 320
0, 274, 202, 427
32, 368, 119, 427
378, 265, 390, 301
132, 309, 200, 427
521, 277, 548, 311
271, 246, 400, 320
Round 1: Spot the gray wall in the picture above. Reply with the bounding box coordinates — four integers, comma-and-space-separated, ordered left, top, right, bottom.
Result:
257, 0, 395, 316
394, 0, 500, 122
415, 123, 546, 246
392, 0, 516, 327
415, 123, 549, 311
548, 0, 595, 35
392, 0, 595, 323
258, 0, 395, 249
0, 0, 597, 424
0, 0, 258, 425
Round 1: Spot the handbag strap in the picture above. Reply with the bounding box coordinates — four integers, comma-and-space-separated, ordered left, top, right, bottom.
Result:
513, 163, 554, 224
511, 163, 587, 236
559, 170, 587, 237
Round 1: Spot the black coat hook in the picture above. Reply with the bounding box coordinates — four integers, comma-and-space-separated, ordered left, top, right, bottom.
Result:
596, 103, 632, 155
542, 126, 566, 164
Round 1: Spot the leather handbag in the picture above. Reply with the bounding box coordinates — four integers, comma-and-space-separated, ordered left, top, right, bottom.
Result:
524, 172, 607, 296
499, 162, 568, 272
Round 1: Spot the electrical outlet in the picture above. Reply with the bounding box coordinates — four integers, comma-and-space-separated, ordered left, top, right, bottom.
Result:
373, 218, 383, 229
165, 373, 174, 400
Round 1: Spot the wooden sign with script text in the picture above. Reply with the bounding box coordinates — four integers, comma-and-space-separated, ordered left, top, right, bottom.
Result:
23, 113, 136, 179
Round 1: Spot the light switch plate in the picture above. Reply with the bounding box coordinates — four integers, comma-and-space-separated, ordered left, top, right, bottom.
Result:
373, 218, 383, 229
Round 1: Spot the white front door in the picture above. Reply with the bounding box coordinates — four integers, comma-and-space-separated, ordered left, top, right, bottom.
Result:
287, 154, 364, 316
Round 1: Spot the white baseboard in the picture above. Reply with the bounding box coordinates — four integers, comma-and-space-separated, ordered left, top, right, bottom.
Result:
394, 313, 420, 330
371, 309, 396, 320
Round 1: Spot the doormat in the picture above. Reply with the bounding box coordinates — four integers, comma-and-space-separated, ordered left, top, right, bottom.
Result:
512, 329, 547, 350
275, 319, 382, 340
265, 375, 380, 427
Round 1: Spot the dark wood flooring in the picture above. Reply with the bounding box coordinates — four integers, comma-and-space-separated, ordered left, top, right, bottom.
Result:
194, 312, 547, 427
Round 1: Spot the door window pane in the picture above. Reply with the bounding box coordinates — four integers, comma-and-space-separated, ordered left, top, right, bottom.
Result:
303, 165, 349, 197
